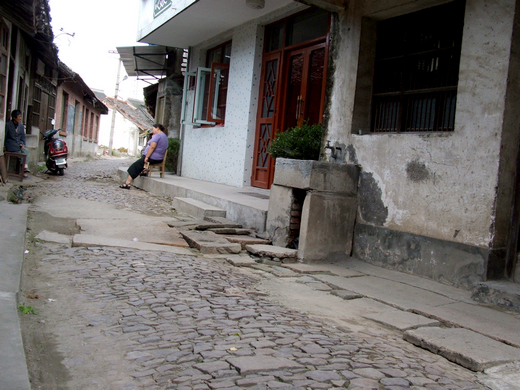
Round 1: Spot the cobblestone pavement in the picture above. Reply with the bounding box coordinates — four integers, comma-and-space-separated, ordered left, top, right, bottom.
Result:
21, 158, 488, 389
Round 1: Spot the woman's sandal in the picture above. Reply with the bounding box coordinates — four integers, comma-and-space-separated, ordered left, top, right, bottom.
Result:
119, 183, 131, 189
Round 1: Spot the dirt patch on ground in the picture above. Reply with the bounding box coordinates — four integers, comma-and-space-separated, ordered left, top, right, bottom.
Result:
19, 211, 77, 389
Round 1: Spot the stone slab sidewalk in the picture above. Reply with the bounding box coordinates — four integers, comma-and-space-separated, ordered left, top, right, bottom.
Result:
0, 202, 31, 390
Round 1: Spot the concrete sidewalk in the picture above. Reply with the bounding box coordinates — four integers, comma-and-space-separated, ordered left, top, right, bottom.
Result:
0, 201, 31, 390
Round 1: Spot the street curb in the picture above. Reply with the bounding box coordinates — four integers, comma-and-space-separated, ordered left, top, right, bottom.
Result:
0, 202, 31, 390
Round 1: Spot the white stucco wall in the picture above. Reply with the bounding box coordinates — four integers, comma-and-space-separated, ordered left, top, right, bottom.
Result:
98, 109, 139, 156
181, 3, 305, 187
181, 23, 259, 187
326, 0, 515, 249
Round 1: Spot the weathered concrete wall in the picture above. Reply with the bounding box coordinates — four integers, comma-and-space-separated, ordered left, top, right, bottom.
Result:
266, 184, 294, 247
299, 192, 357, 262
324, 0, 517, 284
266, 159, 359, 260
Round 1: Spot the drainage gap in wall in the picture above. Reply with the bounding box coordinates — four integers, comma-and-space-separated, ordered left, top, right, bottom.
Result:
288, 189, 306, 249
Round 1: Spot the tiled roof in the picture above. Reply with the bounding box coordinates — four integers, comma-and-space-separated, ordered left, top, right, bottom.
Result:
104, 97, 155, 131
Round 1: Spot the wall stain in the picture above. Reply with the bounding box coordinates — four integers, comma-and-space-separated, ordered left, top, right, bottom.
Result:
406, 159, 430, 182
358, 172, 388, 226
346, 144, 358, 164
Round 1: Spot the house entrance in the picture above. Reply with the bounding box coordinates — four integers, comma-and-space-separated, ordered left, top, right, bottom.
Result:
251, 8, 330, 189
505, 143, 520, 283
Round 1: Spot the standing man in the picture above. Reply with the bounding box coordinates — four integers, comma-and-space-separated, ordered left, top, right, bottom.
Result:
4, 109, 30, 177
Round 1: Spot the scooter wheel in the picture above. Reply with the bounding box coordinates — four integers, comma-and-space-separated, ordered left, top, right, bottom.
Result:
58, 168, 65, 176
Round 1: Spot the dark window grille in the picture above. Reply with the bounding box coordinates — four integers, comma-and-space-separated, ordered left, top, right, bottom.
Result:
371, 1, 465, 133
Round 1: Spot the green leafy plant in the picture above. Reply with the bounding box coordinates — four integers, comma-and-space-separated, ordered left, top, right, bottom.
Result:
268, 122, 323, 161
165, 138, 181, 173
18, 303, 38, 315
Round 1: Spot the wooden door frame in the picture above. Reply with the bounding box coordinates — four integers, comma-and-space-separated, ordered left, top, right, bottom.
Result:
278, 42, 328, 132
251, 51, 282, 189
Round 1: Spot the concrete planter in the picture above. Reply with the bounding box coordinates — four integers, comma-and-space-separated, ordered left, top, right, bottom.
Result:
267, 158, 360, 262
272, 158, 359, 195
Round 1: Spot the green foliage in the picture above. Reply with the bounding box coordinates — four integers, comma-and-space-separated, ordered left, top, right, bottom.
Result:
268, 122, 323, 161
117, 147, 129, 154
165, 138, 181, 173
18, 303, 38, 315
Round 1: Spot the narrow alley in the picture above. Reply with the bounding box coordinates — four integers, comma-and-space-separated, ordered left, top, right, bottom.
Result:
17, 158, 490, 390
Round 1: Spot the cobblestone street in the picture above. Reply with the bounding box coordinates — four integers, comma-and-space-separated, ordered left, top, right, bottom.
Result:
20, 158, 488, 390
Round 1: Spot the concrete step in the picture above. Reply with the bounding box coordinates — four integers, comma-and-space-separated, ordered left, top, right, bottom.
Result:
404, 327, 520, 372
179, 230, 241, 255
173, 197, 226, 220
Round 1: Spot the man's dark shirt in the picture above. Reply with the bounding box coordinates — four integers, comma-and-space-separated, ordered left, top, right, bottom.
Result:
4, 120, 26, 152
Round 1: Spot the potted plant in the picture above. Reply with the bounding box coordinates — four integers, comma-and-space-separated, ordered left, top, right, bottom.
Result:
268, 122, 322, 161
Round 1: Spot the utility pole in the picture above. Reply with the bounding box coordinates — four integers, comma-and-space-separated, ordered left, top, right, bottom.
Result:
108, 58, 122, 156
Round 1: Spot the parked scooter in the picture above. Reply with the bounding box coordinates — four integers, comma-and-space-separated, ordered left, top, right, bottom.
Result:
42, 129, 68, 175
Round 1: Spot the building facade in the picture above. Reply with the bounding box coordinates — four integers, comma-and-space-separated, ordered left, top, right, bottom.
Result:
54, 64, 108, 158
0, 0, 60, 171
136, 0, 520, 287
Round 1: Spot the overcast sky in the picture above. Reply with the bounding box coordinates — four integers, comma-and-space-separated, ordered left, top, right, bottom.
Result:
48, 0, 148, 100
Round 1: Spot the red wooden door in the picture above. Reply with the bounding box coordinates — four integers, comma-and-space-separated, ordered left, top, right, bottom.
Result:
281, 43, 327, 132
251, 43, 327, 189
251, 52, 281, 189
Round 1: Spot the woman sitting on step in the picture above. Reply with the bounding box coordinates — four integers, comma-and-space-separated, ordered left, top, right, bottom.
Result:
119, 123, 168, 189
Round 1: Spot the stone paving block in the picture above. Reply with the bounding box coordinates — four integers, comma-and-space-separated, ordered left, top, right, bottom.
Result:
250, 264, 299, 277
222, 235, 271, 250
223, 254, 258, 267
352, 367, 386, 380
246, 244, 298, 259
404, 327, 520, 371
226, 355, 303, 375
305, 370, 342, 382
180, 230, 241, 254
194, 361, 231, 374
364, 309, 440, 331
204, 216, 243, 228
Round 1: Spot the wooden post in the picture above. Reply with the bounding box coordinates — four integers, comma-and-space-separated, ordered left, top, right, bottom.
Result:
0, 155, 7, 184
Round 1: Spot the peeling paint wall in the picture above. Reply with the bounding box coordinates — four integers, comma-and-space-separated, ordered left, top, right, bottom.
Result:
326, 0, 516, 252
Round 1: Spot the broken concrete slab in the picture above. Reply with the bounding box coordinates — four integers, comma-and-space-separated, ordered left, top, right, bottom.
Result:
72, 234, 194, 255
78, 218, 189, 248
250, 264, 299, 277
179, 230, 241, 255
167, 220, 205, 229
35, 230, 72, 245
173, 197, 226, 220
207, 228, 253, 235
364, 309, 440, 331
223, 254, 258, 267
403, 327, 520, 371
204, 216, 242, 228
246, 244, 297, 259
223, 235, 271, 250
281, 263, 335, 275
282, 261, 365, 277
295, 277, 333, 291
330, 289, 363, 300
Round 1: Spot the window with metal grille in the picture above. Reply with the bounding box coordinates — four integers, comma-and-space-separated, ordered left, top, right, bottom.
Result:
371, 1, 465, 133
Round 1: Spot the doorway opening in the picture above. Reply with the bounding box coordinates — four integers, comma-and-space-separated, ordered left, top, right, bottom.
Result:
251, 7, 330, 189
